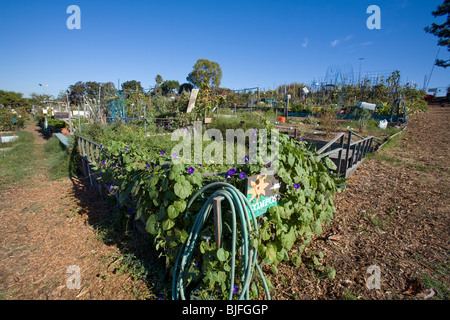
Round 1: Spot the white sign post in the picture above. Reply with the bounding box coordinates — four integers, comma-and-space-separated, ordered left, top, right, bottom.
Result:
186, 89, 199, 113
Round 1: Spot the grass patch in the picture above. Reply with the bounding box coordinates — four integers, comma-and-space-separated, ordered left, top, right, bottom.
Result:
341, 288, 359, 300
44, 136, 75, 180
360, 208, 396, 231
368, 153, 401, 165
366, 130, 405, 165
413, 253, 450, 300
419, 274, 449, 300
338, 118, 401, 138
0, 131, 37, 190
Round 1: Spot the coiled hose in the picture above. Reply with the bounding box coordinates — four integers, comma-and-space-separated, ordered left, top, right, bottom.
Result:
172, 182, 270, 300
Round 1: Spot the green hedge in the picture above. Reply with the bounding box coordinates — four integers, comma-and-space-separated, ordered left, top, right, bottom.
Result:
0, 107, 25, 131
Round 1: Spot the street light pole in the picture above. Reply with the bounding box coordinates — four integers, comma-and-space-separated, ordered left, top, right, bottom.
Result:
358, 58, 365, 87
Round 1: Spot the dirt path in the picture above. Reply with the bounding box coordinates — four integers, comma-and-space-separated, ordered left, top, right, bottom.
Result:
271, 104, 449, 299
0, 124, 152, 299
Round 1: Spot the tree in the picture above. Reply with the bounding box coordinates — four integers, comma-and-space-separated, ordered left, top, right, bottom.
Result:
425, 0, 450, 68
179, 83, 194, 93
161, 80, 180, 95
85, 81, 101, 99
121, 80, 143, 93
0, 90, 31, 108
186, 58, 222, 88
100, 82, 117, 99
153, 74, 164, 96
155, 74, 163, 86
68, 81, 86, 105
67, 81, 117, 106
29, 92, 52, 108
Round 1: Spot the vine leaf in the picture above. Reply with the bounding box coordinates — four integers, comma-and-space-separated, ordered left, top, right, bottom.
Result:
173, 200, 187, 213
280, 227, 296, 251
167, 205, 178, 219
145, 214, 159, 235
174, 180, 192, 199
217, 248, 229, 262
162, 218, 175, 231
325, 157, 337, 171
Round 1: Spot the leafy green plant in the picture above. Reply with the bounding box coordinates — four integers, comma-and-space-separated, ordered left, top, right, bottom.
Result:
256, 132, 337, 269
47, 118, 66, 128
354, 107, 372, 133
87, 119, 339, 299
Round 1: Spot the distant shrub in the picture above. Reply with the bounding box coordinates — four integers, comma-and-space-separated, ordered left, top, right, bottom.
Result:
0, 107, 25, 131
212, 114, 263, 136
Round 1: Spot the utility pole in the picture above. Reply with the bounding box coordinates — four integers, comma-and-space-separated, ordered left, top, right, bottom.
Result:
426, 48, 440, 90
66, 92, 73, 134
358, 58, 365, 87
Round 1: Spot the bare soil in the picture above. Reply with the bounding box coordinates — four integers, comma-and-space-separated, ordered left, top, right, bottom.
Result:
269, 104, 449, 300
0, 104, 448, 300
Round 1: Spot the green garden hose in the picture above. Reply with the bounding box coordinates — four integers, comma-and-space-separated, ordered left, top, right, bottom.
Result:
172, 182, 270, 300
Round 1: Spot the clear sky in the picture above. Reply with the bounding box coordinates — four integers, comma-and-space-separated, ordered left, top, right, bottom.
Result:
0, 0, 448, 98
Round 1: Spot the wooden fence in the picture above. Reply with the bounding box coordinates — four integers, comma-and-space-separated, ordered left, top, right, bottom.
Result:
314, 131, 374, 178
75, 135, 106, 195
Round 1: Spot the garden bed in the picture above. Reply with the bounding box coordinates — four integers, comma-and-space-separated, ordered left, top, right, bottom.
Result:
72, 119, 341, 299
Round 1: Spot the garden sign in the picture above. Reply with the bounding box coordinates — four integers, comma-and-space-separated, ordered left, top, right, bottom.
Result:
246, 174, 280, 219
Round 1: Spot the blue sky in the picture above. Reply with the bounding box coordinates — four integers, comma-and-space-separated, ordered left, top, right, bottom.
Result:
0, 0, 448, 98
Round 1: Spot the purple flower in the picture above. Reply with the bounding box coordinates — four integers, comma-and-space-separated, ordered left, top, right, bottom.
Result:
252, 128, 257, 137
188, 167, 195, 174
233, 286, 238, 295
102, 160, 105, 166
300, 136, 305, 141
100, 144, 103, 149
171, 153, 179, 159
160, 150, 166, 156
113, 164, 118, 168
243, 155, 249, 163
198, 164, 203, 167
128, 208, 134, 216
109, 184, 114, 191
266, 162, 271, 167
228, 168, 236, 176
239, 172, 246, 179
146, 164, 151, 169
125, 147, 130, 152
293, 183, 300, 190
